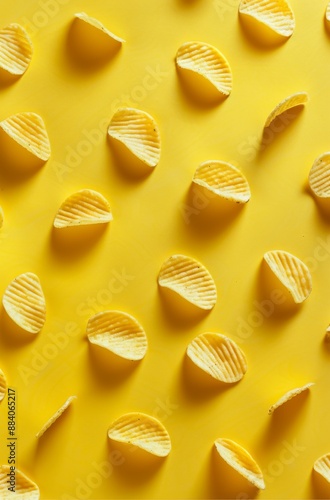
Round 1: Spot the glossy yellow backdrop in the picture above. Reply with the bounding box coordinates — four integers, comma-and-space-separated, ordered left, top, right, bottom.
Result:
0, 0, 330, 498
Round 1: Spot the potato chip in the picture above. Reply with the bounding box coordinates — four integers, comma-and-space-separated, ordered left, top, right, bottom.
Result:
87, 310, 148, 361
264, 92, 308, 128
326, 3, 330, 23
175, 41, 232, 96
193, 161, 251, 203
53, 189, 112, 228
158, 254, 217, 310
187, 333, 247, 383
0, 112, 51, 161
268, 383, 314, 414
36, 395, 76, 438
0, 465, 39, 499
74, 12, 124, 45
108, 107, 161, 168
0, 369, 7, 403
2, 272, 46, 334
108, 412, 171, 457
308, 152, 330, 198
238, 0, 295, 38
326, 325, 330, 342
263, 250, 312, 303
214, 438, 265, 490
314, 453, 330, 483
0, 23, 33, 76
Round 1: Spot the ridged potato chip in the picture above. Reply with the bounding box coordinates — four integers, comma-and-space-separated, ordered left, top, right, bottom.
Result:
0, 369, 7, 403
263, 250, 312, 303
0, 23, 33, 76
314, 453, 330, 483
108, 412, 171, 457
265, 92, 308, 128
238, 0, 295, 38
87, 310, 148, 361
36, 396, 76, 438
326, 3, 330, 24
193, 161, 251, 203
108, 107, 161, 168
53, 189, 112, 228
75, 12, 124, 45
2, 272, 46, 334
175, 41, 232, 96
158, 254, 217, 310
0, 465, 39, 499
0, 112, 51, 161
214, 438, 265, 490
308, 152, 330, 198
187, 333, 247, 383
268, 383, 314, 414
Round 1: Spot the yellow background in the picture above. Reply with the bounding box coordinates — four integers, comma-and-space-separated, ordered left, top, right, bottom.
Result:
0, 0, 330, 498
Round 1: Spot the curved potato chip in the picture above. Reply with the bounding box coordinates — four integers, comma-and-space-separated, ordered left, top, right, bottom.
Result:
308, 152, 330, 198
2, 272, 46, 334
238, 0, 295, 38
36, 396, 76, 438
187, 333, 247, 383
326, 3, 330, 23
263, 250, 312, 303
54, 189, 112, 228
175, 41, 232, 96
314, 453, 330, 483
193, 161, 251, 203
0, 465, 39, 499
265, 92, 308, 128
108, 412, 171, 457
0, 369, 7, 403
0, 23, 33, 76
87, 310, 147, 361
108, 107, 161, 168
158, 254, 217, 310
0, 112, 51, 161
75, 12, 124, 44
268, 383, 314, 414
214, 438, 265, 490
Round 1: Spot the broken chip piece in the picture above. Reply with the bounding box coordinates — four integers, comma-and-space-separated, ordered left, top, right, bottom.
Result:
238, 0, 295, 38
263, 250, 312, 303
36, 396, 76, 438
87, 310, 148, 361
108, 412, 171, 457
0, 465, 39, 498
308, 152, 330, 198
268, 383, 314, 414
108, 107, 161, 168
2, 272, 46, 334
187, 333, 247, 383
0, 23, 33, 76
158, 254, 217, 310
53, 189, 112, 228
214, 438, 265, 490
264, 92, 308, 129
0, 369, 7, 403
0, 112, 51, 161
175, 41, 232, 97
314, 453, 330, 483
193, 160, 251, 203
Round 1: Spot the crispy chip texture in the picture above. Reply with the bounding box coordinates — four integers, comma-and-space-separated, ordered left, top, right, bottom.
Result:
214, 438, 265, 490
326, 3, 330, 22
108, 412, 171, 457
264, 92, 308, 128
239, 0, 295, 38
193, 161, 251, 203
87, 310, 148, 360
263, 250, 312, 303
176, 41, 232, 96
36, 396, 76, 438
108, 107, 161, 168
158, 254, 217, 310
0, 23, 32, 76
0, 369, 7, 403
54, 189, 112, 228
2, 272, 46, 334
314, 453, 330, 483
75, 12, 124, 44
0, 465, 39, 499
0, 112, 51, 161
268, 383, 314, 414
187, 333, 247, 383
309, 153, 330, 198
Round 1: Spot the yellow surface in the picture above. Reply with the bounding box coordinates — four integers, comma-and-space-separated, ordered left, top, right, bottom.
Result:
0, 1, 329, 499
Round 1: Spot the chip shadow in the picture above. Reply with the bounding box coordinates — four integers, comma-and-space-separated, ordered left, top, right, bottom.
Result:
238, 12, 291, 49
176, 65, 228, 109
311, 468, 330, 499
0, 306, 38, 346
107, 135, 154, 181
50, 223, 109, 261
